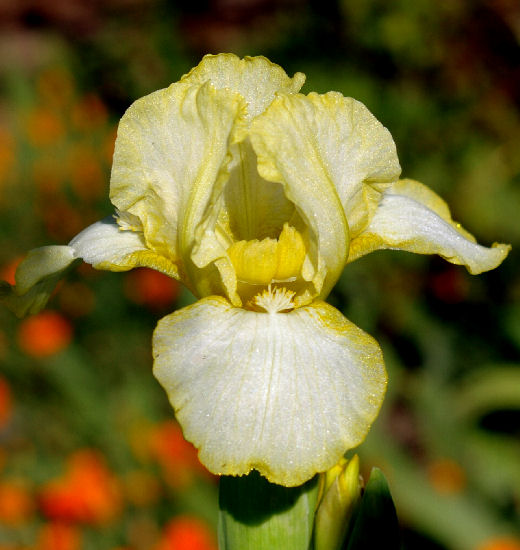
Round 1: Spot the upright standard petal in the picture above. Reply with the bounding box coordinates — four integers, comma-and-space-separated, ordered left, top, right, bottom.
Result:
249, 92, 399, 299
109, 80, 245, 298
153, 296, 386, 487
348, 179, 510, 273
181, 53, 306, 120
0, 246, 76, 317
251, 91, 400, 229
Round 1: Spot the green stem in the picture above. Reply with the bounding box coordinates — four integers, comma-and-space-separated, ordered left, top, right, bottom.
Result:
218, 471, 319, 550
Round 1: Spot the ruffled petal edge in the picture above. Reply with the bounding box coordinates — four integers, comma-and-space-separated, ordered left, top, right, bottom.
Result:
153, 296, 386, 486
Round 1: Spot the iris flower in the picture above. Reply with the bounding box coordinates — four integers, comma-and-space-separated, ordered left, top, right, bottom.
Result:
1, 54, 509, 487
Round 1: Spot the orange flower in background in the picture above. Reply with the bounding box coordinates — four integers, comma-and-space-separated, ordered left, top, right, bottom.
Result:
154, 517, 217, 550
148, 421, 212, 489
427, 458, 467, 495
0, 376, 12, 429
39, 449, 122, 525
17, 311, 72, 358
0, 480, 34, 525
430, 266, 470, 303
77, 262, 99, 279
36, 522, 82, 550
1, 257, 22, 286
26, 107, 65, 147
124, 268, 181, 311
39, 199, 86, 241
477, 537, 520, 550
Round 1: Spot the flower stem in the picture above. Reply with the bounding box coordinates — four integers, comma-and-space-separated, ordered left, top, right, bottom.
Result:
218, 471, 319, 550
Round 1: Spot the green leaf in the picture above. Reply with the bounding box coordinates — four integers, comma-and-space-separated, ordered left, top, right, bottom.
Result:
218, 471, 319, 550
345, 468, 400, 550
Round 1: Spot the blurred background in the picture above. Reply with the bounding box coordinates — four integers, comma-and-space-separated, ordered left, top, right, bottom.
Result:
0, 1, 519, 549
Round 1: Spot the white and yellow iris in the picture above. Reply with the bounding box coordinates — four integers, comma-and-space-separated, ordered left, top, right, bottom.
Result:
1, 54, 510, 487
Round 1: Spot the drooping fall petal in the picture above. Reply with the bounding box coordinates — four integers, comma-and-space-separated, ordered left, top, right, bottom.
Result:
348, 179, 510, 273
153, 296, 386, 487
1, 218, 180, 317
0, 246, 76, 317
70, 218, 179, 279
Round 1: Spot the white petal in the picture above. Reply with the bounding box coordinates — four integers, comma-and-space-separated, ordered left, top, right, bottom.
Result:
153, 297, 386, 487
69, 217, 179, 278
349, 179, 510, 273
1, 246, 76, 317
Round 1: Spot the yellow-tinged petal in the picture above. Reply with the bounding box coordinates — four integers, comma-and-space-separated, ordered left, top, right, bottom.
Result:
227, 223, 306, 285
181, 53, 306, 121
109, 79, 246, 300
275, 223, 306, 281
221, 139, 297, 242
183, 55, 306, 267
249, 92, 400, 300
348, 179, 511, 273
70, 218, 180, 279
153, 296, 386, 487
0, 246, 76, 317
0, 215, 187, 318
227, 237, 278, 285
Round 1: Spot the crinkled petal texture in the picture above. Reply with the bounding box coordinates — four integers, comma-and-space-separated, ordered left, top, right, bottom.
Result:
109, 55, 307, 305
109, 79, 245, 299
153, 297, 386, 487
249, 92, 401, 300
181, 53, 306, 121
349, 179, 511, 273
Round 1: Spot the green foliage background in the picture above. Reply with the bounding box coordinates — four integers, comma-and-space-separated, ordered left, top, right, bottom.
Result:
0, 1, 519, 549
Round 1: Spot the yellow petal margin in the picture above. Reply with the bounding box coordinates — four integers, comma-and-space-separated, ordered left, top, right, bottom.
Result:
69, 218, 180, 278
153, 297, 386, 487
348, 179, 510, 273
109, 79, 245, 298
